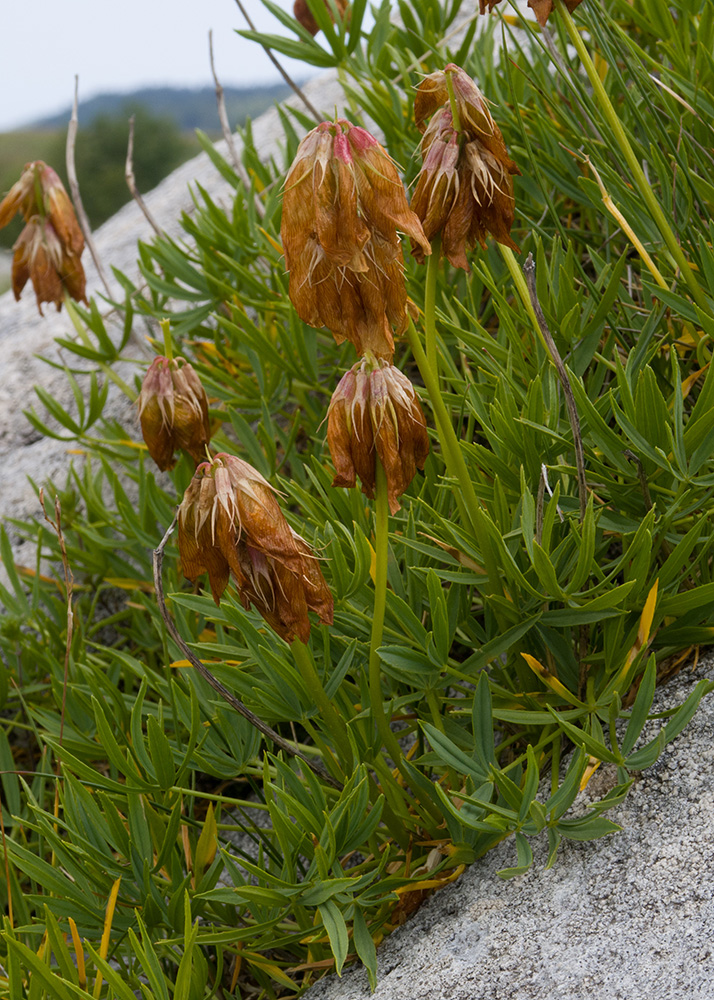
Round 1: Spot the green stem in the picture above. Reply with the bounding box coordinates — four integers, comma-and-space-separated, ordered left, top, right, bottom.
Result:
499, 246, 544, 349
160, 317, 174, 361
291, 640, 353, 773
368, 461, 405, 767
555, 0, 710, 314
425, 236, 441, 376
445, 70, 462, 132
406, 320, 504, 598
64, 295, 137, 401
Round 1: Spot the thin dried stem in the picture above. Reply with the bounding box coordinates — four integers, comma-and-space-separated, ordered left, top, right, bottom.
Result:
623, 449, 653, 512
208, 30, 265, 219
125, 116, 163, 237
153, 513, 342, 790
66, 76, 112, 298
233, 0, 321, 123
523, 253, 587, 522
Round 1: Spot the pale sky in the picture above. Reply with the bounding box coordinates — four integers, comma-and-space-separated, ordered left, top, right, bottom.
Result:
0, 0, 309, 131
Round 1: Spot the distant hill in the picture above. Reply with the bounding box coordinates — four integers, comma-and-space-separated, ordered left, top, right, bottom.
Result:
32, 83, 293, 133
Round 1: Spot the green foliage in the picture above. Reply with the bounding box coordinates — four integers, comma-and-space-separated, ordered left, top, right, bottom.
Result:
2, 0, 714, 996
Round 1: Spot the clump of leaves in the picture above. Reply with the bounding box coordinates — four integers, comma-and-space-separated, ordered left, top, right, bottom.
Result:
2, 0, 714, 996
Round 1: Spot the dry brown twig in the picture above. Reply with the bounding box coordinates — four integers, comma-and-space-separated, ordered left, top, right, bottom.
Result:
125, 116, 164, 237
233, 0, 322, 123
208, 30, 265, 219
66, 76, 113, 298
153, 513, 343, 790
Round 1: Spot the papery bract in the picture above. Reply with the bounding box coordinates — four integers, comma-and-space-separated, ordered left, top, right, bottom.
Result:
293, 0, 349, 35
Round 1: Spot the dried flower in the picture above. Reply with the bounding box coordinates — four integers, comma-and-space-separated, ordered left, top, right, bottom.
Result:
293, 0, 349, 35
0, 161, 86, 313
475, 0, 584, 27
327, 354, 430, 514
138, 356, 211, 471
411, 65, 520, 269
178, 453, 333, 643
526, 0, 584, 26
282, 118, 430, 360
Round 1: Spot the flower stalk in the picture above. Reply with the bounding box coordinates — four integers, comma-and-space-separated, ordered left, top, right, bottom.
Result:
406, 319, 504, 599
523, 253, 587, 521
554, 0, 710, 314
424, 235, 441, 375
291, 638, 353, 773
367, 460, 404, 767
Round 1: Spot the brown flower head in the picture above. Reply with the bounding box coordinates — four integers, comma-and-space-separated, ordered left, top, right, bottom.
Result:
293, 0, 349, 35
327, 354, 430, 514
178, 453, 333, 642
282, 118, 430, 360
138, 356, 211, 471
0, 161, 86, 313
411, 65, 520, 269
474, 0, 584, 26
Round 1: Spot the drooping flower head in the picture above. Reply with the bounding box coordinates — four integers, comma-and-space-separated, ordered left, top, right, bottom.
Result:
293, 0, 349, 35
0, 161, 86, 313
475, 0, 584, 27
327, 354, 430, 514
178, 453, 333, 643
138, 356, 211, 471
411, 65, 520, 270
281, 118, 430, 360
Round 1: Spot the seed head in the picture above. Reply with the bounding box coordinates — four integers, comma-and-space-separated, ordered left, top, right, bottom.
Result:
138, 357, 211, 471
178, 453, 333, 642
282, 118, 430, 359
327, 355, 430, 514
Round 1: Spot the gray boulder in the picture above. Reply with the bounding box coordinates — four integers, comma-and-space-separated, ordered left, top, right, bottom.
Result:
305, 657, 714, 1000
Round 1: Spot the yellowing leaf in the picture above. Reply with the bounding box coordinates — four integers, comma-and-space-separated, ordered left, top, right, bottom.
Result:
193, 803, 218, 887
521, 653, 579, 703
94, 877, 121, 999
579, 756, 602, 791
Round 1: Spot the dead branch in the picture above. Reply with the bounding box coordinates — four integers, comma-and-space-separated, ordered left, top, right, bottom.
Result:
66, 76, 113, 298
233, 0, 321, 123
208, 30, 265, 219
125, 115, 164, 237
